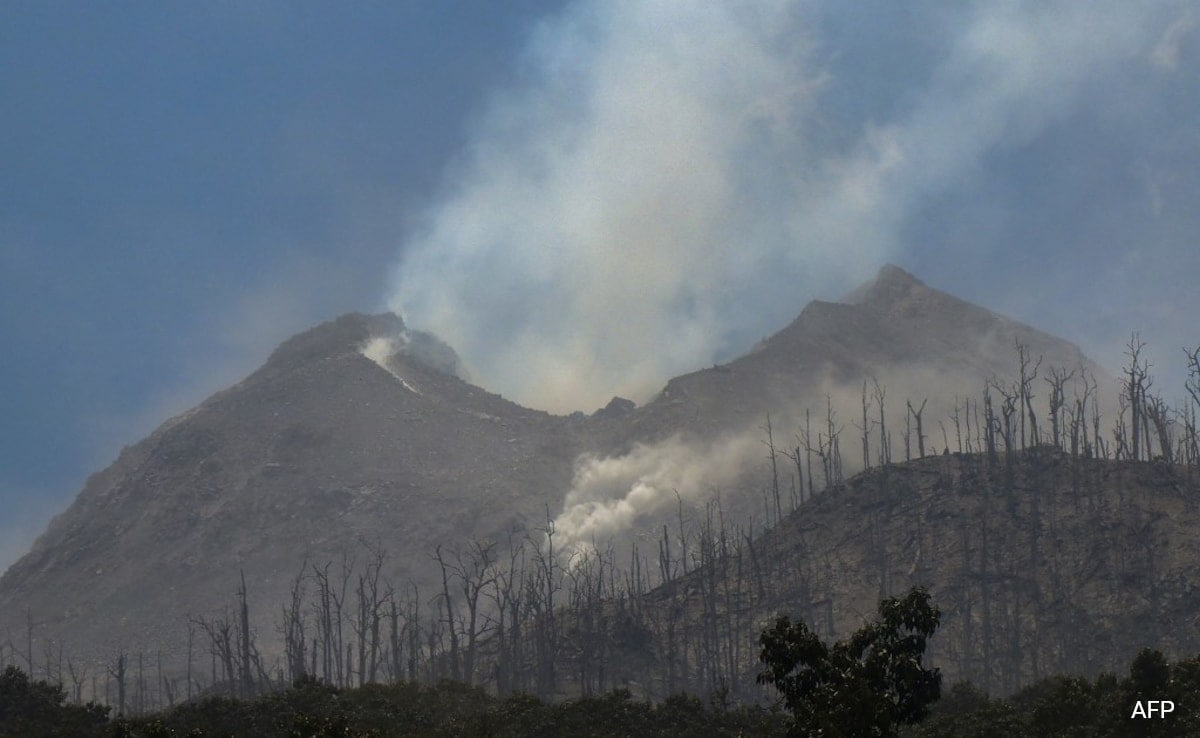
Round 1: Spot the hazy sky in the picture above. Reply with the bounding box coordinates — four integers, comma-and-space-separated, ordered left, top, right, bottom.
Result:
2, 1, 1198, 573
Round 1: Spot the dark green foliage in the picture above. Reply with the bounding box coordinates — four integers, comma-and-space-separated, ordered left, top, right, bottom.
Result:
1026, 676, 1108, 736
16, 645, 1200, 736
1112, 649, 1200, 738
94, 675, 787, 737
0, 664, 109, 737
907, 649, 1200, 737
758, 586, 942, 737
905, 681, 1022, 738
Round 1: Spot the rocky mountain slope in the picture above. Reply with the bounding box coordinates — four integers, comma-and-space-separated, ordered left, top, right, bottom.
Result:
0, 313, 583, 669
601, 451, 1200, 699
614, 264, 1110, 448
0, 266, 1122, 684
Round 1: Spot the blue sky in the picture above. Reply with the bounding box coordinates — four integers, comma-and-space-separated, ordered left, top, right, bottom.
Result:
2, 1, 1198, 573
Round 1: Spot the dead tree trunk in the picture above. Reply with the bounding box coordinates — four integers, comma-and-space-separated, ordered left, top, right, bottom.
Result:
1185, 347, 1200, 473
1046, 367, 1075, 451
312, 561, 334, 683
108, 652, 127, 717
1016, 341, 1042, 449
238, 571, 253, 697
1124, 333, 1150, 461
873, 378, 890, 465
908, 399, 927, 459
1146, 393, 1173, 464
859, 381, 872, 470
433, 544, 462, 683
454, 540, 497, 686
351, 543, 389, 685
953, 396, 964, 454
282, 560, 308, 682
983, 388, 998, 466
762, 414, 783, 525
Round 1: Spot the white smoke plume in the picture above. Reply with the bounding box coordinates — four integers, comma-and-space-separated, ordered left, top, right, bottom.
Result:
553, 433, 761, 554
389, 0, 1187, 415
361, 336, 398, 368
360, 337, 424, 395
389, 1, 861, 414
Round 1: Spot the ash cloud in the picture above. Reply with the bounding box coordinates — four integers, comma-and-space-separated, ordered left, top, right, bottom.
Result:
553, 433, 761, 554
388, 0, 1193, 415
388, 1, 863, 414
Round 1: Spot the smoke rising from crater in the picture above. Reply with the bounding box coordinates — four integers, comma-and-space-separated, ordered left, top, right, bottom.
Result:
388, 0, 1190, 414
388, 1, 870, 414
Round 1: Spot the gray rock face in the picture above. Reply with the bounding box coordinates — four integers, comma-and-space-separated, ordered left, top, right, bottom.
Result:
0, 268, 1118, 680
398, 329, 468, 380
0, 312, 581, 672
593, 396, 636, 420
615, 264, 1112, 452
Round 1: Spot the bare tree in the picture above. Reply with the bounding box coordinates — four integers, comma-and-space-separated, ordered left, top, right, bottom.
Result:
433, 544, 463, 683
406, 583, 422, 682
281, 559, 308, 682
311, 561, 334, 682
489, 535, 528, 695
857, 381, 873, 470
238, 571, 253, 697
983, 386, 998, 465
352, 542, 390, 685
445, 539, 498, 686
788, 445, 806, 507
1145, 393, 1174, 464
1016, 341, 1043, 449
1187, 346, 1200, 408
873, 378, 890, 465
1045, 367, 1076, 451
24, 608, 34, 676
66, 657, 86, 705
185, 621, 195, 701
331, 554, 354, 686
1114, 393, 1133, 461
193, 612, 236, 695
989, 379, 1019, 465
108, 652, 127, 717
157, 651, 174, 710
308, 554, 354, 686
385, 595, 403, 683
525, 510, 562, 700
796, 409, 817, 497
908, 398, 927, 459
1182, 347, 1200, 470
1124, 333, 1151, 461
952, 396, 964, 454
826, 396, 844, 484
762, 414, 783, 525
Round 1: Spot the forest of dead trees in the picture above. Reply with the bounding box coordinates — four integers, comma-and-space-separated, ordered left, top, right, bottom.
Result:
4, 336, 1200, 715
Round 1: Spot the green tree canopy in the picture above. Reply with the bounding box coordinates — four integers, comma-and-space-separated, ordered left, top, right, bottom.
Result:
758, 586, 942, 737
0, 665, 109, 738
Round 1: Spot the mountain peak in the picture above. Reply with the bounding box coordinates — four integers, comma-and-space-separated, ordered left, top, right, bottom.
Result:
0, 263, 1123, 697
264, 312, 404, 369
841, 264, 927, 307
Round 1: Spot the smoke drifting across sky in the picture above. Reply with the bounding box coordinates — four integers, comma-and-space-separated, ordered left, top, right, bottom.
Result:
390, 0, 1196, 414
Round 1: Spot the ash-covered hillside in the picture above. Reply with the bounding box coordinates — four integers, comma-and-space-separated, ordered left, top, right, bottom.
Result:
614, 264, 1109, 447
0, 312, 584, 671
595, 451, 1200, 700
0, 266, 1137, 692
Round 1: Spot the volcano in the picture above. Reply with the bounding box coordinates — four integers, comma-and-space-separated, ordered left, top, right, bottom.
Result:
0, 265, 1118, 685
